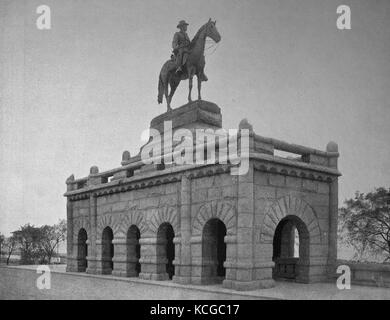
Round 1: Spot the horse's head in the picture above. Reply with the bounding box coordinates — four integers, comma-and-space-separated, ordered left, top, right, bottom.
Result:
205, 18, 221, 43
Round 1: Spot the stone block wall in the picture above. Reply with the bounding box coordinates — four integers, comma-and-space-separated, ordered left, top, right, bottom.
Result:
253, 166, 332, 283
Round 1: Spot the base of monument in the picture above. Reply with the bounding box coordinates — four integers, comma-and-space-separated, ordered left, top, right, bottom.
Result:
112, 270, 127, 277
222, 279, 275, 291
139, 272, 170, 281
172, 275, 192, 285
150, 100, 222, 133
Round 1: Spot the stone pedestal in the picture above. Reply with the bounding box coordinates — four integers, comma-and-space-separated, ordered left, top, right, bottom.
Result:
150, 100, 222, 134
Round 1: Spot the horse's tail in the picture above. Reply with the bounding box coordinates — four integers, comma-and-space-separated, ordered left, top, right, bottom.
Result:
158, 74, 164, 104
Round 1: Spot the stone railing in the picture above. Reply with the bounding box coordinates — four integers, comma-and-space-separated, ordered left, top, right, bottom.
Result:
336, 260, 390, 288
253, 133, 339, 169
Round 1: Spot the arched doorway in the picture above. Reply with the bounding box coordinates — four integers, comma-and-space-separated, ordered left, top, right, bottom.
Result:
156, 223, 175, 280
272, 215, 309, 281
127, 225, 141, 277
201, 218, 227, 284
101, 227, 114, 275
77, 229, 88, 272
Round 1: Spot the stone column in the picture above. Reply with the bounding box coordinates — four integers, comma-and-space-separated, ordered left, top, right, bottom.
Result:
224, 161, 260, 291
94, 240, 104, 274
112, 237, 127, 277
190, 235, 203, 284
173, 174, 192, 284
66, 198, 76, 272
326, 142, 339, 275
139, 237, 169, 280
328, 178, 339, 270
87, 195, 98, 274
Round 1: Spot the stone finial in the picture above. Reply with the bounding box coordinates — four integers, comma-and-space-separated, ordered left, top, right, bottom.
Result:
90, 166, 99, 175
326, 141, 338, 153
66, 174, 75, 184
122, 150, 131, 161
239, 118, 253, 131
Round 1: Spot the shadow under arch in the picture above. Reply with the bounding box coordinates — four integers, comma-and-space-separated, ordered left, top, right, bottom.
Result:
101, 226, 114, 275
156, 222, 175, 280
201, 218, 227, 284
77, 228, 88, 272
272, 215, 310, 282
127, 225, 141, 277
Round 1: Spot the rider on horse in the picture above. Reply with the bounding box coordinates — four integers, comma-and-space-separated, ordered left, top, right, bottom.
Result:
172, 20, 208, 81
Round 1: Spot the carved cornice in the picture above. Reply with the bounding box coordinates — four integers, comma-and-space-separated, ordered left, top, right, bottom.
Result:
66, 163, 231, 201
252, 155, 340, 182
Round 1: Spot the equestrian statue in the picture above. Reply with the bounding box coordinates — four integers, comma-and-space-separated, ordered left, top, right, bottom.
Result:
158, 19, 221, 111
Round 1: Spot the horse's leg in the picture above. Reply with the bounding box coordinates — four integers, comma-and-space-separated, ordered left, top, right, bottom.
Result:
169, 76, 180, 106
165, 80, 171, 111
188, 67, 193, 103
188, 76, 193, 103
197, 74, 202, 101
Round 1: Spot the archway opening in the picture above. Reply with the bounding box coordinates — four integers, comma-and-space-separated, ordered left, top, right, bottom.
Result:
272, 215, 309, 281
77, 228, 88, 272
201, 218, 227, 284
102, 227, 114, 275
157, 223, 175, 280
127, 225, 141, 277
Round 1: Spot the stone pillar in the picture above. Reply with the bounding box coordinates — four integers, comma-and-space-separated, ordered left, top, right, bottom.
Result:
66, 198, 76, 272
326, 142, 339, 275
224, 161, 260, 291
112, 237, 127, 277
139, 237, 169, 280
173, 174, 192, 284
328, 178, 339, 270
190, 235, 203, 284
94, 240, 104, 274
86, 195, 98, 274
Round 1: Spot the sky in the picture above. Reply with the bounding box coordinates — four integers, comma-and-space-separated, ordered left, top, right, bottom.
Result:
0, 0, 389, 237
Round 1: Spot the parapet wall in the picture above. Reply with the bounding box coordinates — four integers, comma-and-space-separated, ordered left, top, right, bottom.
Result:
336, 260, 390, 288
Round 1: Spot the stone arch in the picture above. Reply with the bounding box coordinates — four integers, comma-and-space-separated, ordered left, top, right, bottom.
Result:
156, 222, 175, 280
272, 215, 310, 281
126, 225, 141, 277
260, 195, 322, 244
97, 214, 122, 238
148, 206, 179, 236
101, 226, 114, 274
120, 207, 148, 236
73, 217, 90, 240
192, 201, 236, 236
76, 228, 88, 272
201, 218, 227, 284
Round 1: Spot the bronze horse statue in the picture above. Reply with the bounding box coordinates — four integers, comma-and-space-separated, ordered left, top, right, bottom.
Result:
158, 19, 221, 111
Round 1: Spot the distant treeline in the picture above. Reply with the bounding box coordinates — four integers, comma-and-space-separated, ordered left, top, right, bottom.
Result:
0, 220, 66, 265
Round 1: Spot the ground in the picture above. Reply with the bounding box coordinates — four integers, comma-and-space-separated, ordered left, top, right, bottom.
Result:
0, 265, 389, 300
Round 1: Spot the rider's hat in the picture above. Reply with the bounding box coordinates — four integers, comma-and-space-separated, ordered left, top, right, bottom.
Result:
177, 20, 189, 28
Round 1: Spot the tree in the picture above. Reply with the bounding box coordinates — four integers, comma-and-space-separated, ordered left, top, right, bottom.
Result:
0, 233, 4, 261
13, 224, 45, 264
40, 220, 67, 264
4, 236, 17, 265
340, 187, 390, 262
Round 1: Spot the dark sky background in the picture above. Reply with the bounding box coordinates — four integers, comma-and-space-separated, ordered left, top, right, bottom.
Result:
1, 0, 389, 238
